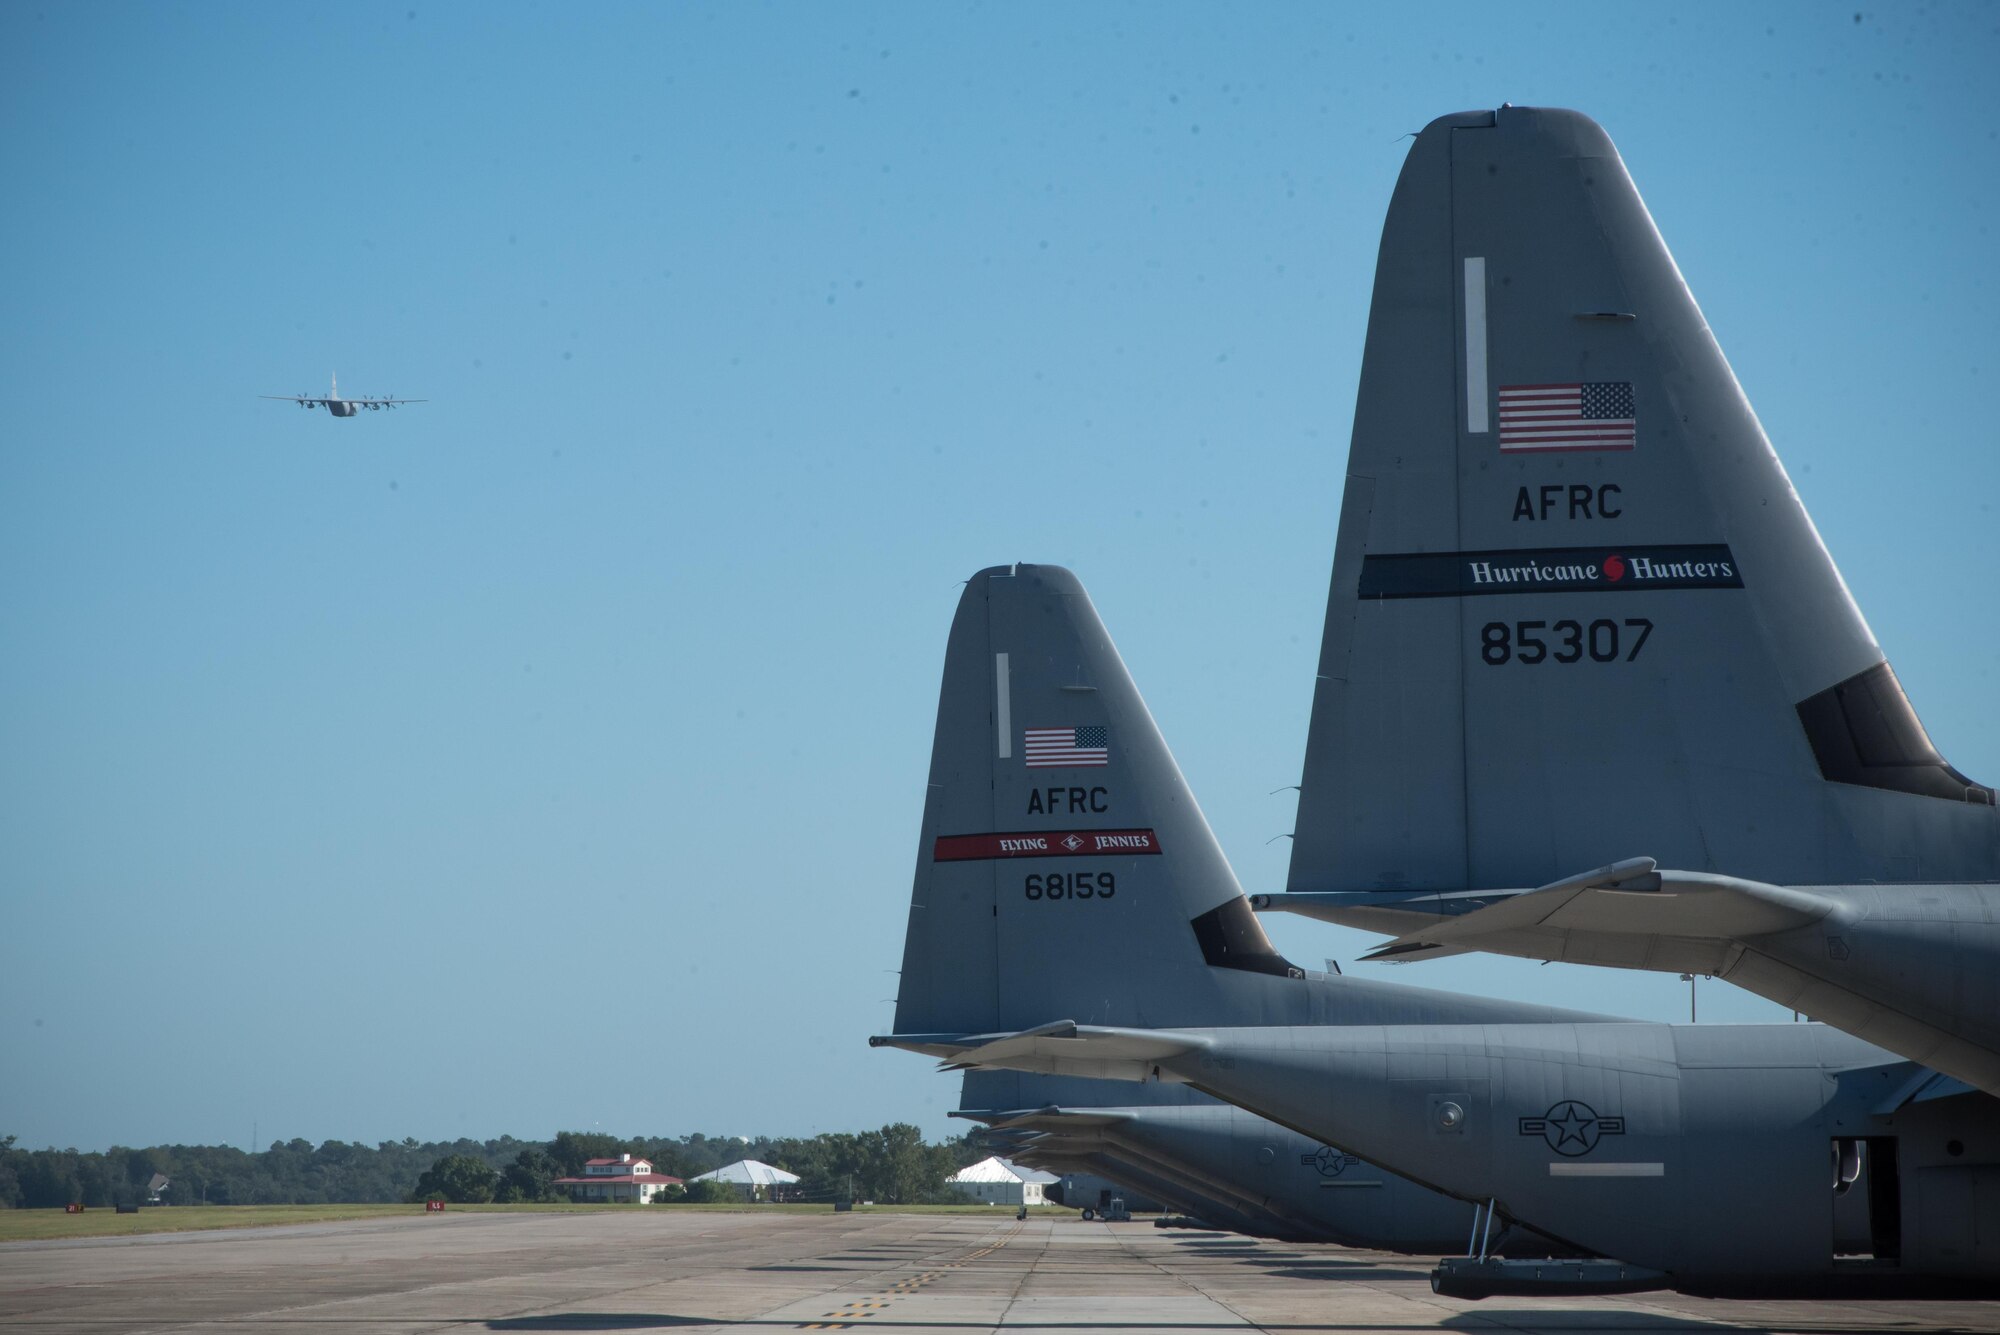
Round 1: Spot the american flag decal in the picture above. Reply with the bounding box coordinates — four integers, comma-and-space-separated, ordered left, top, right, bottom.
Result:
1024, 725, 1109, 768
1498, 382, 1636, 452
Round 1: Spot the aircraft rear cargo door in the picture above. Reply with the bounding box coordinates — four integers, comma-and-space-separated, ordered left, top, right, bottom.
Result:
1907, 1161, 2000, 1277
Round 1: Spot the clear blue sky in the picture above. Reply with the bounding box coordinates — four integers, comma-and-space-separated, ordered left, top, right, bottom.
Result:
4, 3, 1996, 1153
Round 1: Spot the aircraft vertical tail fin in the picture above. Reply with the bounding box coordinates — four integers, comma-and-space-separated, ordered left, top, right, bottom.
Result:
1287, 106, 1997, 895
892, 565, 1301, 1039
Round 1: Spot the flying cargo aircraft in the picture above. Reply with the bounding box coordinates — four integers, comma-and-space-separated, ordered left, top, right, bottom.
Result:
1253, 102, 2000, 1097
261, 373, 424, 417
869, 560, 1992, 1294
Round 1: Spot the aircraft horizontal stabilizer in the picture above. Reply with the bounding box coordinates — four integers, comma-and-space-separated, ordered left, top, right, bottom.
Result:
1356, 939, 1476, 964
1255, 887, 1538, 939
949, 1107, 1097, 1129
875, 1021, 1209, 1082
869, 1030, 1016, 1060
989, 1107, 1134, 1133
1345, 863, 1834, 965
1248, 859, 1656, 935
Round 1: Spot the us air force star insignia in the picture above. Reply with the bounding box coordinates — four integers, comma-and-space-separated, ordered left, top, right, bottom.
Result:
1517, 1100, 1626, 1157
1300, 1146, 1362, 1178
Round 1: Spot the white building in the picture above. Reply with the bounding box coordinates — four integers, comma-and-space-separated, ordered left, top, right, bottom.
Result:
552, 1154, 683, 1203
945, 1157, 1057, 1207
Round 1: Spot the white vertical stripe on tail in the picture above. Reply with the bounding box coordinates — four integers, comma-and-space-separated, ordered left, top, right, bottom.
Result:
995, 653, 1011, 759
1464, 257, 1489, 434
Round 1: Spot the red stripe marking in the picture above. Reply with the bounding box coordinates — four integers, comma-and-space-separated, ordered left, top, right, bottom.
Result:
933, 829, 1162, 861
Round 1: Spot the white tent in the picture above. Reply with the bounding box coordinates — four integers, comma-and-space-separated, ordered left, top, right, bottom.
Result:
945, 1156, 1056, 1206
691, 1159, 802, 1186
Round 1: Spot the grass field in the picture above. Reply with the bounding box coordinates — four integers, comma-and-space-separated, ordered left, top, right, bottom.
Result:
0, 1201, 1080, 1243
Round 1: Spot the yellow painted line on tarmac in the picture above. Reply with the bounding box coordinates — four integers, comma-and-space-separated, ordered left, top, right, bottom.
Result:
797, 1223, 1023, 1329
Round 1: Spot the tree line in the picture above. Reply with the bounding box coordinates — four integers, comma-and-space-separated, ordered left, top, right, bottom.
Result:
0, 1126, 987, 1210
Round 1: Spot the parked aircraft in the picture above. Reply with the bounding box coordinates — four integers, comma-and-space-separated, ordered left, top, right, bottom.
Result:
971, 1110, 1298, 1239
1253, 104, 1999, 1098
956, 1073, 1568, 1253
878, 559, 1613, 1259
871, 560, 1994, 1294
261, 373, 423, 417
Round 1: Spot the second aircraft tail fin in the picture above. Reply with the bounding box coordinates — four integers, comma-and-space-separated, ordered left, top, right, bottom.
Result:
891, 564, 1304, 1040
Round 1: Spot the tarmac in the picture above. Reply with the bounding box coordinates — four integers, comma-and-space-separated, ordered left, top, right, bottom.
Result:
1, 1209, 1995, 1335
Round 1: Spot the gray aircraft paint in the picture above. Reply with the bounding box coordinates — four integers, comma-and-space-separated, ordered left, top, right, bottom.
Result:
886, 562, 1615, 1254
908, 1018, 1998, 1289
973, 1130, 1283, 1235
964, 1091, 1540, 1255
990, 1117, 1334, 1242
1271, 866, 2000, 1095
958, 1075, 1314, 1241
260, 373, 423, 416
1274, 105, 2000, 1095
877, 561, 2000, 1291
1021, 1150, 1285, 1237
961, 1070, 1411, 1246
965, 1069, 1571, 1257
1024, 1166, 1172, 1219
894, 563, 1609, 1037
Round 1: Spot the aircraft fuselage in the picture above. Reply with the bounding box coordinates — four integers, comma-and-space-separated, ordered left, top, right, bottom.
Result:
1153, 1022, 1991, 1290
941, 1018, 1999, 1292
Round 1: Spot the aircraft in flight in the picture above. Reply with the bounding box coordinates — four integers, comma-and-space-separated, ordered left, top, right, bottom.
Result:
874, 559, 1994, 1296
261, 373, 424, 417
1253, 104, 1999, 1098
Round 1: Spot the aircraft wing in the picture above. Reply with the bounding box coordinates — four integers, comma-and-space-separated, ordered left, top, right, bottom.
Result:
258, 395, 426, 407
1260, 858, 1835, 969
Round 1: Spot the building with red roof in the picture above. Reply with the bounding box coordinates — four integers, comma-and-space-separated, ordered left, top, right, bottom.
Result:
551, 1153, 683, 1203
